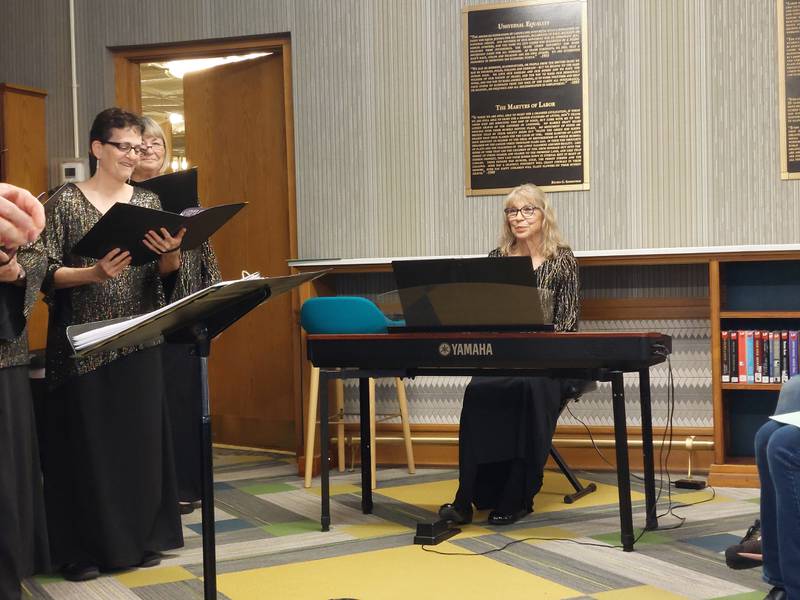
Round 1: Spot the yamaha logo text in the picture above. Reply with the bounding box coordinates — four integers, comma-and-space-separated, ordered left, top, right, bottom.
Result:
438, 342, 493, 357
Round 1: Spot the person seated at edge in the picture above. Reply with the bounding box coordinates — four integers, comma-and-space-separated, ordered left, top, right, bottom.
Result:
439, 183, 579, 526
724, 378, 800, 574
131, 116, 222, 516
39, 108, 186, 581
0, 183, 49, 600
750, 376, 800, 600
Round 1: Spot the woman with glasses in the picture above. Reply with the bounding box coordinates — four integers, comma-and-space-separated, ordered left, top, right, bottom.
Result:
132, 117, 222, 516
439, 183, 579, 527
131, 116, 170, 182
40, 108, 185, 581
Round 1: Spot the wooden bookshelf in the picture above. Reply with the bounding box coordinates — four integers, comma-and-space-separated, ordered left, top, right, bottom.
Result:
720, 310, 800, 318
721, 383, 783, 391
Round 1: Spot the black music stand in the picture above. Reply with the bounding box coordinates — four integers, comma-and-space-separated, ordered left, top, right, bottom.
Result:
68, 271, 326, 600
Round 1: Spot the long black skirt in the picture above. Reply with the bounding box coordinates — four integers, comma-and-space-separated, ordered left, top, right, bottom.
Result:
0, 367, 49, 600
453, 376, 564, 513
162, 343, 202, 504
42, 347, 183, 570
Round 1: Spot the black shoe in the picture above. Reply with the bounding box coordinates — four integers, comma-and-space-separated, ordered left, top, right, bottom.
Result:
764, 587, 786, 600
179, 501, 195, 515
488, 509, 530, 526
138, 551, 162, 568
438, 503, 472, 525
62, 562, 100, 582
725, 519, 762, 570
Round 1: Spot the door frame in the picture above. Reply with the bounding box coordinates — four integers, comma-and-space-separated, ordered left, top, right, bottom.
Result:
112, 35, 304, 454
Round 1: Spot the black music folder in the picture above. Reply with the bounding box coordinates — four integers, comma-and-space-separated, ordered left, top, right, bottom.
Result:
71, 201, 246, 266
136, 168, 199, 213
392, 256, 551, 331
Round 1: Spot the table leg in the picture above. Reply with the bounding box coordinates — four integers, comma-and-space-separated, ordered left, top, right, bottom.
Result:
320, 370, 330, 532
639, 368, 659, 531
359, 377, 373, 513
611, 370, 635, 551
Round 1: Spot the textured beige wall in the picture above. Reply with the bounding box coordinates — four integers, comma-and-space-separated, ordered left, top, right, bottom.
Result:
1, 0, 794, 259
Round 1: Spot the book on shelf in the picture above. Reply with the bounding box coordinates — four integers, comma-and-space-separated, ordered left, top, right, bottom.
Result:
730, 331, 739, 383
721, 331, 730, 383
754, 331, 763, 383
761, 330, 771, 383
771, 331, 780, 383
783, 331, 790, 380
791, 331, 799, 378
745, 330, 755, 383
738, 330, 747, 383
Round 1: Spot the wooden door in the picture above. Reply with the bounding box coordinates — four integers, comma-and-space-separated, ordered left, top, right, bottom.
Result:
0, 83, 48, 350
184, 55, 297, 450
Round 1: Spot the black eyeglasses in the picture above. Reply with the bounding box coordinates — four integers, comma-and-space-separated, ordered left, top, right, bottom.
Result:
504, 205, 538, 219
143, 141, 165, 152
101, 140, 147, 156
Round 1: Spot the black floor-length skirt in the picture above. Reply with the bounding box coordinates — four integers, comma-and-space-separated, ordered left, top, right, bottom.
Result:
453, 376, 564, 513
42, 347, 183, 569
162, 343, 202, 504
0, 366, 49, 600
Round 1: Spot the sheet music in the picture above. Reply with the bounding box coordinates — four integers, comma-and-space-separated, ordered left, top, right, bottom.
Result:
770, 410, 800, 428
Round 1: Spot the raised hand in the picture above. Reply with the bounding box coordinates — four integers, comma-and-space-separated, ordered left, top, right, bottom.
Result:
0, 183, 46, 250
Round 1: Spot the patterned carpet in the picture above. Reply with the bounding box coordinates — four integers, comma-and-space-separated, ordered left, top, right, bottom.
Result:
24, 448, 769, 600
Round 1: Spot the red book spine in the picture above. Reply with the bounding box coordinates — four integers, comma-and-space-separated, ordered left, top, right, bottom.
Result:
754, 331, 763, 382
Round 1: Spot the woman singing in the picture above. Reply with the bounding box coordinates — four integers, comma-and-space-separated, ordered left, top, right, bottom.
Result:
439, 183, 579, 526
132, 116, 222, 515
41, 108, 185, 581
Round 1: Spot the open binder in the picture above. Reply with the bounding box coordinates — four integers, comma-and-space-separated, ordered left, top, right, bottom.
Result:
71, 201, 246, 267
136, 168, 199, 214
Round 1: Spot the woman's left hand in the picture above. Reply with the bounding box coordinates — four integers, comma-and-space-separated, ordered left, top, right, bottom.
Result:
143, 227, 185, 256
144, 227, 186, 275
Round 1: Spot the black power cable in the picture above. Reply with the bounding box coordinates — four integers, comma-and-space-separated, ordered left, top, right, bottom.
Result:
422, 355, 717, 556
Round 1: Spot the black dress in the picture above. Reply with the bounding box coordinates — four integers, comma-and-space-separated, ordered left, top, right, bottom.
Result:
162, 242, 221, 503
0, 241, 49, 600
452, 246, 579, 515
40, 184, 183, 570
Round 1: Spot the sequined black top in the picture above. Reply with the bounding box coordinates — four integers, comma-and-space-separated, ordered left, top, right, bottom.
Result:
488, 245, 579, 332
174, 242, 222, 299
0, 239, 47, 369
42, 184, 174, 388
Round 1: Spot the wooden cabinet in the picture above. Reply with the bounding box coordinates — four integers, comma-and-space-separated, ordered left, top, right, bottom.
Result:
0, 83, 48, 349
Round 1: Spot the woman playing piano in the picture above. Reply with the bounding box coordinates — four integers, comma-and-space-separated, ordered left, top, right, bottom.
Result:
439, 183, 579, 526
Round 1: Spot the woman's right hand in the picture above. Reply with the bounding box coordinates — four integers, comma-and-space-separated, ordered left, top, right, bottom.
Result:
92, 248, 131, 282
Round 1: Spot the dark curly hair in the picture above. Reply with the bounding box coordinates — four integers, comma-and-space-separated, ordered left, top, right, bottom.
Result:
88, 107, 144, 173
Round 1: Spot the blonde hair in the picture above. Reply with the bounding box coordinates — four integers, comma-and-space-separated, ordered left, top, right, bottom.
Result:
140, 116, 171, 174
498, 183, 568, 259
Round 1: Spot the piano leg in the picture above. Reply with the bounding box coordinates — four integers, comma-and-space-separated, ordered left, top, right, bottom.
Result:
639, 368, 659, 531
359, 377, 373, 514
320, 370, 330, 532
610, 370, 635, 552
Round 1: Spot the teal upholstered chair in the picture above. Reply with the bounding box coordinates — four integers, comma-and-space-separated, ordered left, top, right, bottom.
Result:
301, 296, 415, 489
